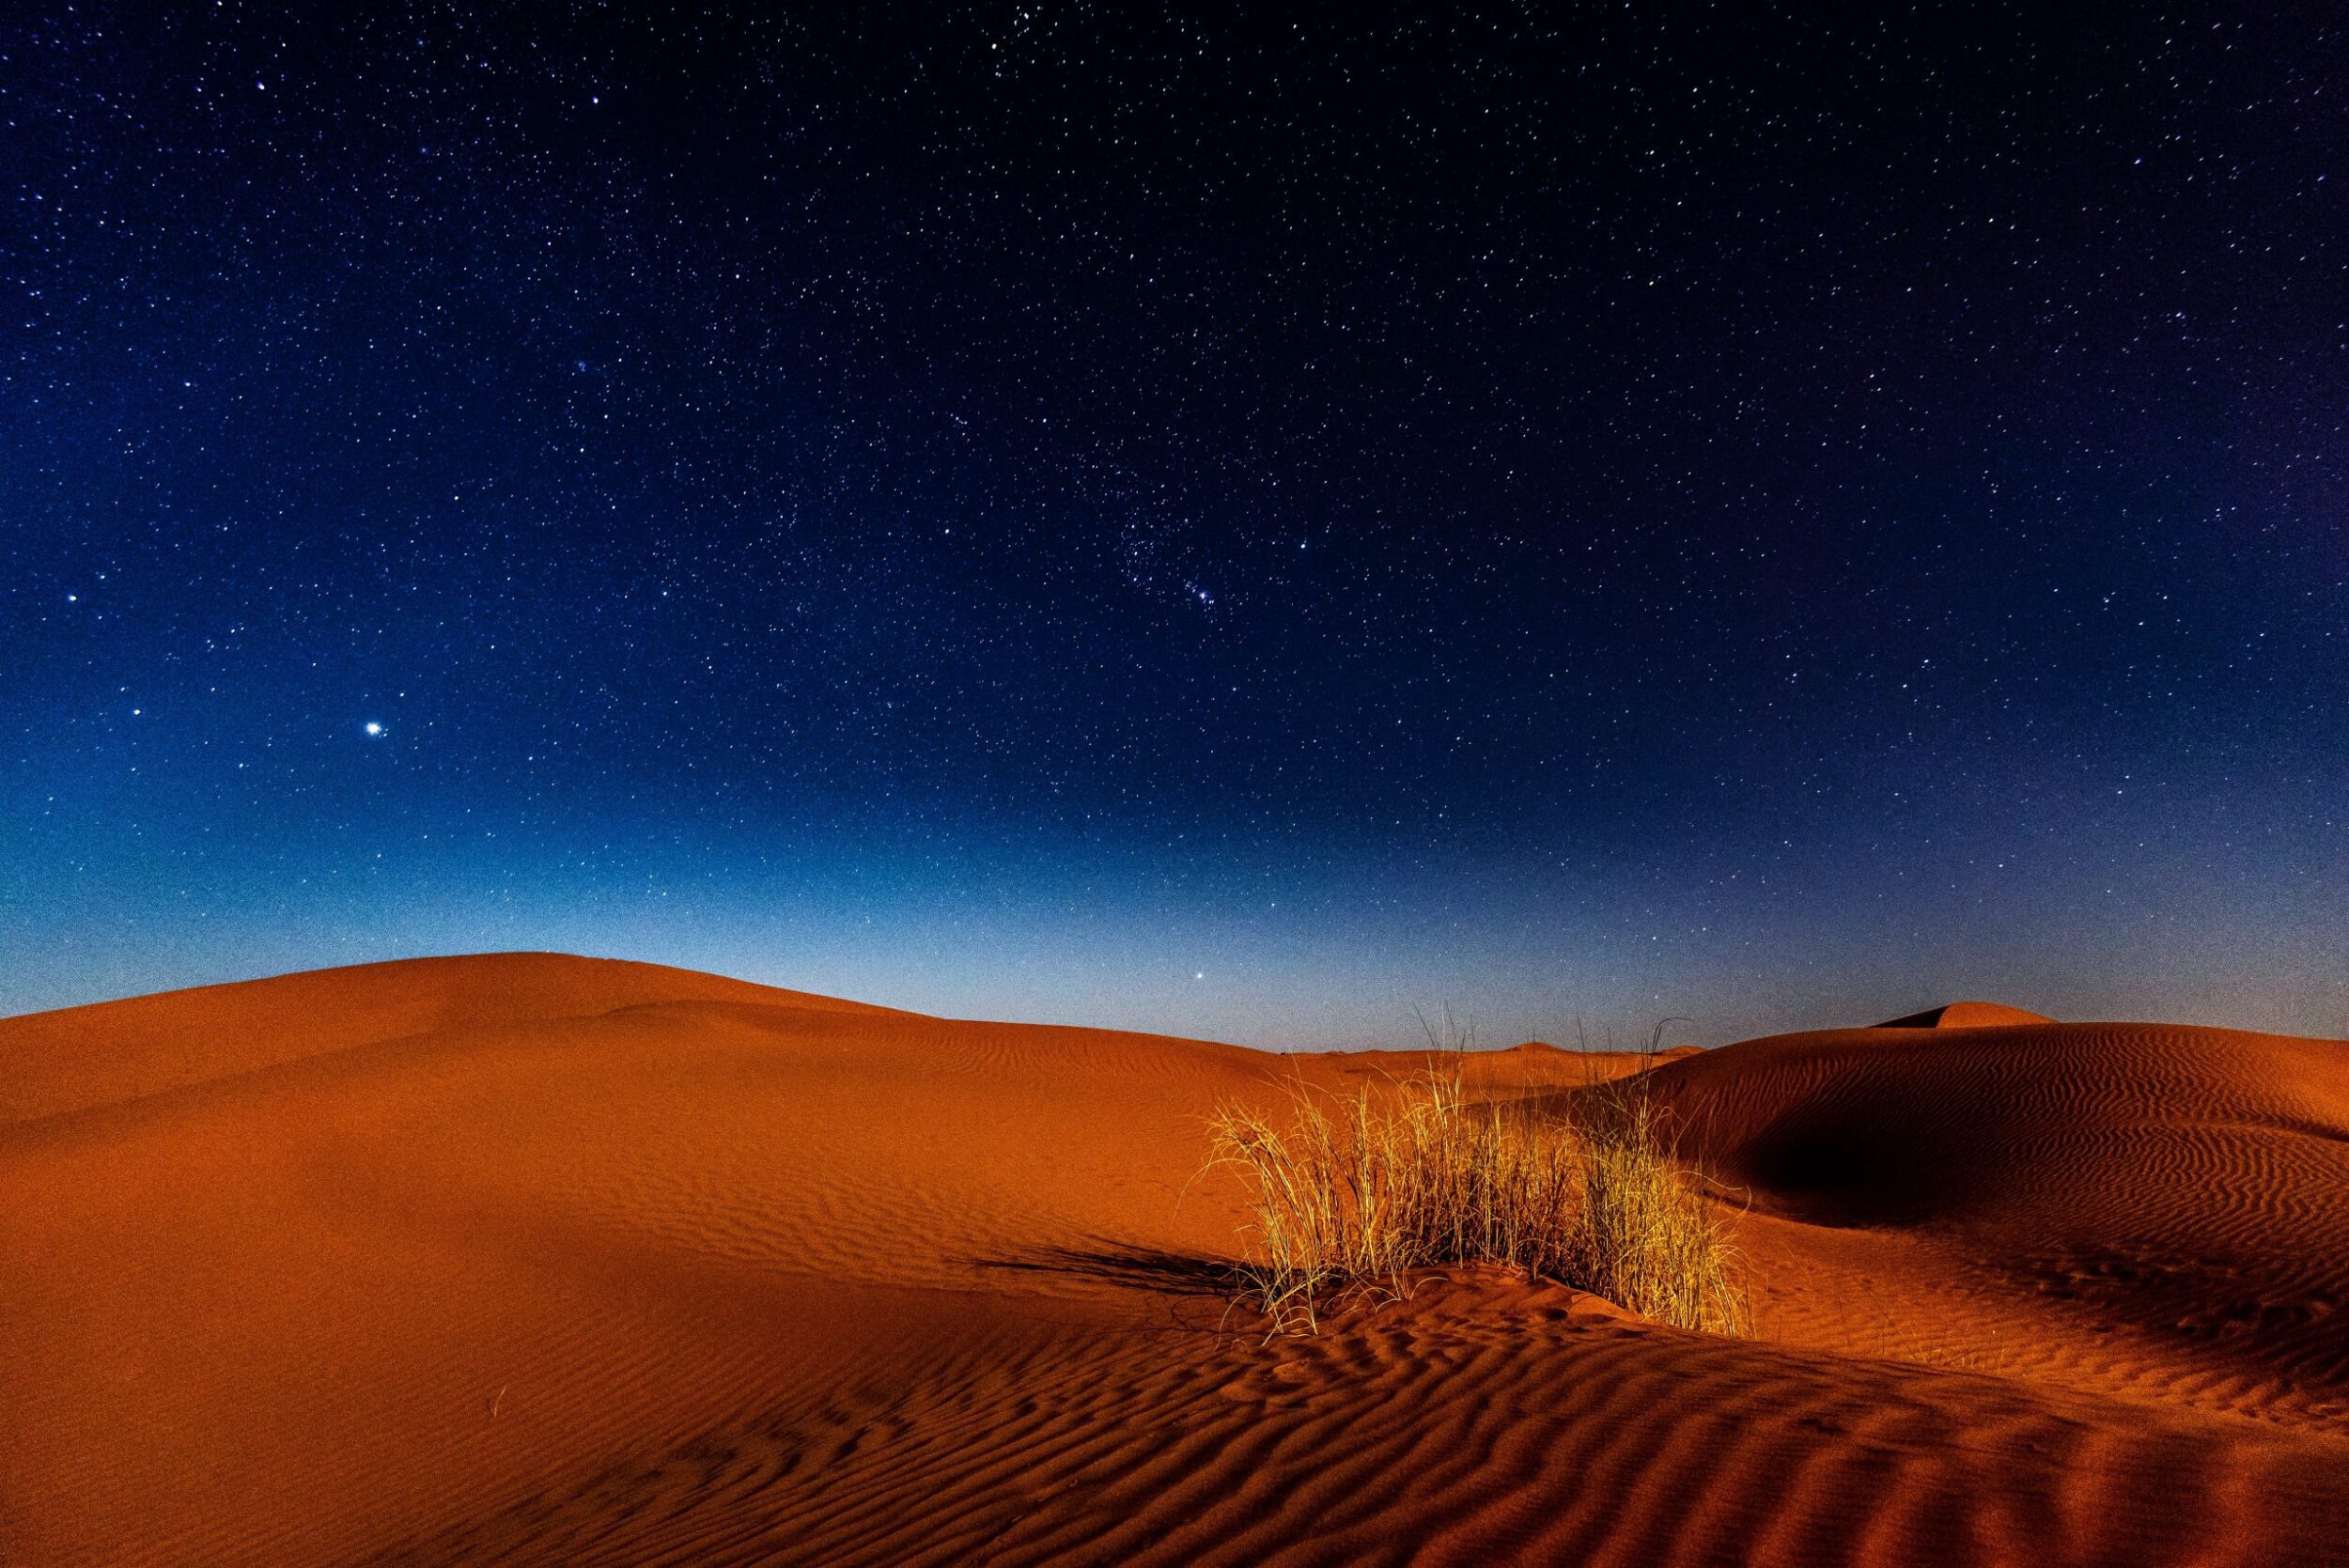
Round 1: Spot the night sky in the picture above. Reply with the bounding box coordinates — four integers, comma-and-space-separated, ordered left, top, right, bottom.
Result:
6, 5, 2344, 1046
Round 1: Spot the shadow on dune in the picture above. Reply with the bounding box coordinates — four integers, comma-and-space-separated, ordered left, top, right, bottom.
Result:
972, 1243, 1242, 1298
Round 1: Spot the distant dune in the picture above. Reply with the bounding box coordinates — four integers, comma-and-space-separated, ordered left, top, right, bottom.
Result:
1874, 1000, 2058, 1029
4, 955, 2345, 1565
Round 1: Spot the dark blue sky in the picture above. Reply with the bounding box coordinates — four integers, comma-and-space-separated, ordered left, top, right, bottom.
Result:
6, 4, 2343, 1045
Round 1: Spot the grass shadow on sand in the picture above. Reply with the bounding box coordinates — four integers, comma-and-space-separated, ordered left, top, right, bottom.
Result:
973, 1244, 1243, 1299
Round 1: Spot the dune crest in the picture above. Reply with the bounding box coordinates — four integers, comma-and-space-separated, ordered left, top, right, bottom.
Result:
4, 955, 2345, 1566
1874, 1000, 2056, 1029
0, 953, 895, 1126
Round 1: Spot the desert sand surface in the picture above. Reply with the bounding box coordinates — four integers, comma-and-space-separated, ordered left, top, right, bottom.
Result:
4, 954, 2346, 1565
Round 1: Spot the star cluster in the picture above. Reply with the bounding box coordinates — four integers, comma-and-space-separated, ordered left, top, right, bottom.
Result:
5, 5, 2343, 1043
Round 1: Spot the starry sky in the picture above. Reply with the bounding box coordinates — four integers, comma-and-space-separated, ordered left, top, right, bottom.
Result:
5, 4, 2344, 1046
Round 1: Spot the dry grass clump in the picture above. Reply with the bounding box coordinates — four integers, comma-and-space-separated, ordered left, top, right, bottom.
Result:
1205, 1052, 1746, 1337
1564, 1085, 1748, 1335
1204, 1067, 1579, 1333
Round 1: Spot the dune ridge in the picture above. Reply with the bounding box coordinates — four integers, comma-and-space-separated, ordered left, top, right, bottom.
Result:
1875, 1001, 2057, 1030
0, 953, 899, 1126
4, 955, 2345, 1565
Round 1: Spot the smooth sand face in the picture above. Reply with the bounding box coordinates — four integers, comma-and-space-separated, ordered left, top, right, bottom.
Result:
4, 955, 2345, 1565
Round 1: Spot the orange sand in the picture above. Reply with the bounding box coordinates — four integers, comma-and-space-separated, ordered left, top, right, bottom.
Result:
3, 954, 2344, 1564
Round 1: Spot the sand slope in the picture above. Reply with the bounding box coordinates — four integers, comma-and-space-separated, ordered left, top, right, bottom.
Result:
4, 955, 2345, 1565
1648, 1019, 2349, 1427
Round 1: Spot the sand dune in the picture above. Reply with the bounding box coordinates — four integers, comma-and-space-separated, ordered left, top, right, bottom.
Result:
1874, 1001, 2057, 1030
4, 955, 2345, 1565
1649, 1017, 2349, 1428
0, 954, 894, 1126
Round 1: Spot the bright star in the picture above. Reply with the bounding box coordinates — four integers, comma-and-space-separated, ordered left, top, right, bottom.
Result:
364, 722, 384, 737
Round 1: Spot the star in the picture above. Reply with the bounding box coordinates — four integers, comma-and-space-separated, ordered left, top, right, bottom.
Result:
364, 722, 384, 737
